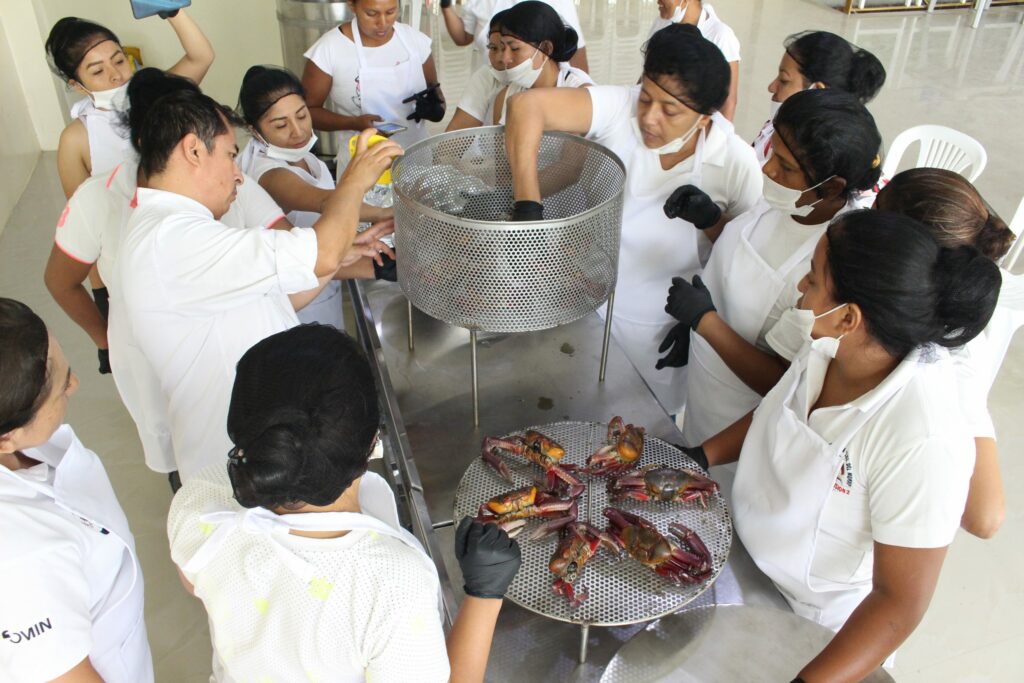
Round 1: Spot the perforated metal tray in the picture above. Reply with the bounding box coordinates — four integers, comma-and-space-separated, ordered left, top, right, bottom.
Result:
453, 421, 732, 626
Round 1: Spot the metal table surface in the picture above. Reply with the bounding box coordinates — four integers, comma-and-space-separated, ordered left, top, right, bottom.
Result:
347, 280, 810, 680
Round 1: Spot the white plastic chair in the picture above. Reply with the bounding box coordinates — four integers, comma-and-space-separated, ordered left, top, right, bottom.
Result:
1002, 196, 1024, 272
881, 124, 988, 183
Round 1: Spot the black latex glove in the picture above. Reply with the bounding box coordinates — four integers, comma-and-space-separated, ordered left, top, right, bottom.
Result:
159, 9, 180, 19
374, 253, 397, 282
656, 322, 690, 370
92, 286, 110, 320
665, 275, 715, 330
403, 84, 446, 123
440, 0, 453, 7
511, 200, 543, 221
673, 444, 709, 472
663, 184, 722, 230
97, 348, 111, 375
456, 517, 522, 599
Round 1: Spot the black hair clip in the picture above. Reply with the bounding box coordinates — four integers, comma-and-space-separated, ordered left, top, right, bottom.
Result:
228, 447, 248, 465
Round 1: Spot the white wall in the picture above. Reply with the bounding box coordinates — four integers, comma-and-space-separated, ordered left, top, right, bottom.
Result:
0, 7, 43, 231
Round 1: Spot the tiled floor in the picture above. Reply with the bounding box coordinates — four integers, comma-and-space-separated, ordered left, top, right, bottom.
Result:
2, 1, 1022, 681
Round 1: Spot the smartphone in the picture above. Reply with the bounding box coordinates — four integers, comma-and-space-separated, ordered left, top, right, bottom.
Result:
376, 122, 408, 137
130, 0, 192, 20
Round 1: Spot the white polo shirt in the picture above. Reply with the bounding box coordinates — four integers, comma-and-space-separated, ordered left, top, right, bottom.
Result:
799, 347, 975, 593
168, 466, 449, 683
648, 3, 741, 63
117, 189, 319, 481
463, 0, 587, 60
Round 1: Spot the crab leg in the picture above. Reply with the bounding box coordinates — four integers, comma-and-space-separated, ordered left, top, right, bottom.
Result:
527, 500, 579, 540
481, 436, 522, 483
546, 464, 586, 498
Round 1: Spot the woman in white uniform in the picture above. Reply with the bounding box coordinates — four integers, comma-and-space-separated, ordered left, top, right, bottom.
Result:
754, 31, 885, 171
506, 24, 762, 414
440, 0, 588, 72
874, 169, 1021, 539
0, 298, 152, 683
691, 211, 1000, 680
648, 1, 741, 120
169, 324, 521, 682
302, 0, 444, 165
447, 1, 592, 131
659, 88, 882, 445
238, 65, 399, 329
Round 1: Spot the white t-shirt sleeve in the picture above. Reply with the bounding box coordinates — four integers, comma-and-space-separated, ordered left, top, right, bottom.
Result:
154, 217, 319, 309
586, 86, 636, 140
708, 24, 740, 63
237, 174, 287, 227
722, 140, 762, 218
303, 28, 338, 76
54, 189, 104, 265
411, 28, 434, 64
168, 464, 237, 583
865, 435, 970, 548
457, 66, 502, 121
0, 542, 93, 681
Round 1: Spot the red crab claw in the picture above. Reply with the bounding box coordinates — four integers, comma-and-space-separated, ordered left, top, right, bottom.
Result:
553, 578, 588, 607
669, 522, 713, 571
527, 499, 579, 540
603, 506, 649, 533
481, 436, 523, 483
545, 464, 586, 499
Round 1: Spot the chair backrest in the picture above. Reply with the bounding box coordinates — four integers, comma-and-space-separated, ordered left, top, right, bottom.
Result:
881, 124, 988, 183
1002, 195, 1024, 271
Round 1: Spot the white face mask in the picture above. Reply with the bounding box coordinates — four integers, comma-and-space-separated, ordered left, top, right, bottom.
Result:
506, 48, 548, 89
769, 99, 783, 119
633, 115, 703, 155
88, 82, 130, 112
762, 173, 835, 217
489, 65, 509, 85
669, 0, 690, 23
766, 302, 847, 361
262, 133, 318, 163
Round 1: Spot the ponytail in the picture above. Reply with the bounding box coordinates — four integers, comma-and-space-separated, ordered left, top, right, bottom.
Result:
932, 246, 1002, 348
124, 68, 202, 152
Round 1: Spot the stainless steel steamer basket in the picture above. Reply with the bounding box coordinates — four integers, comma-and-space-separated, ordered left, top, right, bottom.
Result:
392, 127, 626, 333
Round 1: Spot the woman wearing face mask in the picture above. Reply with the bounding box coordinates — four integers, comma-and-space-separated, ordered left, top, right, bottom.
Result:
237, 65, 399, 329
46, 12, 214, 198
755, 31, 885, 171
302, 0, 443, 166
649, 1, 740, 121
874, 169, 1021, 539
0, 298, 153, 683
440, 0, 588, 73
659, 88, 882, 446
692, 211, 1000, 679
447, 2, 591, 132
169, 324, 520, 682
506, 24, 762, 415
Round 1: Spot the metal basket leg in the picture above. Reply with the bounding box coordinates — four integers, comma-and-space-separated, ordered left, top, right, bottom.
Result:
407, 299, 415, 351
599, 290, 615, 382
470, 329, 479, 427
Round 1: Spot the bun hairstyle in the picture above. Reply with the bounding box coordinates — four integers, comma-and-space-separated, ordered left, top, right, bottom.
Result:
825, 210, 1000, 359
875, 168, 1015, 261
45, 17, 121, 83
0, 298, 50, 435
124, 68, 201, 152
785, 31, 886, 104
643, 24, 730, 115
238, 65, 306, 129
226, 325, 381, 510
774, 88, 882, 199
489, 0, 579, 63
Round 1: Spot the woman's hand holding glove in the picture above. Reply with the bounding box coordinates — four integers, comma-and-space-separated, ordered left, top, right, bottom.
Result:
403, 83, 446, 123
456, 517, 522, 599
663, 185, 722, 230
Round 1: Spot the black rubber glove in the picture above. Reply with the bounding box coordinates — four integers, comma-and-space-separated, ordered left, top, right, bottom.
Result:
374, 253, 397, 282
674, 444, 709, 472
665, 275, 715, 330
440, 0, 453, 7
92, 287, 110, 320
656, 322, 690, 370
158, 9, 180, 19
97, 348, 111, 375
663, 184, 722, 230
456, 517, 522, 599
511, 200, 543, 221
403, 84, 446, 123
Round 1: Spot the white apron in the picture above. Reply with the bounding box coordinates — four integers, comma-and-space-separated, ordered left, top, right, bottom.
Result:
16, 425, 153, 682
732, 342, 917, 633
682, 200, 822, 444
607, 123, 709, 414
350, 21, 428, 154
70, 98, 136, 178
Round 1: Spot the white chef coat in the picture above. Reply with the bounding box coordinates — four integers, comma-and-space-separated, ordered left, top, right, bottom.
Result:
462, 0, 587, 68
241, 138, 346, 329
117, 188, 319, 481
585, 84, 762, 413
304, 21, 433, 156
69, 98, 137, 178
733, 342, 974, 633
57, 161, 286, 473
682, 198, 828, 444
168, 466, 448, 683
649, 3, 741, 63
0, 425, 152, 683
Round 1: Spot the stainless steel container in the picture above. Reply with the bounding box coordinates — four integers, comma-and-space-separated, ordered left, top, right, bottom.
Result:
392, 126, 626, 334
275, 0, 353, 158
